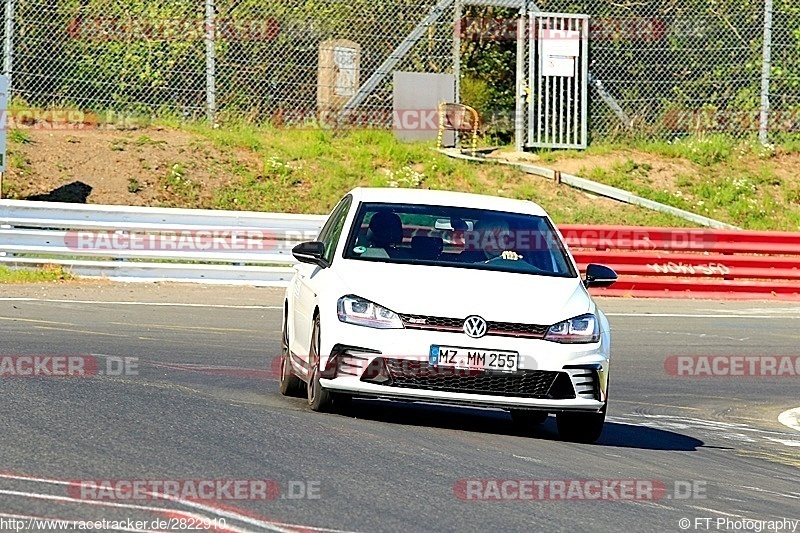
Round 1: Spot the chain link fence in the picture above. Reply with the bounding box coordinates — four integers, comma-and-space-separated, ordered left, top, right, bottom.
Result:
2, 0, 799, 141
576, 0, 768, 139
771, 3, 800, 136
6, 0, 456, 125
576, 0, 800, 140
462, 0, 800, 141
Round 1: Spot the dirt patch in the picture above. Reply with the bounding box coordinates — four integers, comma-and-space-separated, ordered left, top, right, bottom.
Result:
3, 127, 257, 207
556, 151, 696, 191
761, 151, 800, 184
487, 147, 699, 194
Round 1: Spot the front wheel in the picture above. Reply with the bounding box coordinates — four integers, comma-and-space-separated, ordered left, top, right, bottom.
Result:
556, 406, 606, 443
279, 311, 304, 397
307, 316, 333, 412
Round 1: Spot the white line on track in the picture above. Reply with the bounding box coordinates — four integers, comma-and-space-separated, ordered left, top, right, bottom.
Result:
609, 414, 800, 447
700, 307, 800, 315
0, 472, 358, 533
686, 506, 746, 518
605, 313, 799, 319
0, 488, 249, 532
0, 473, 257, 532
735, 486, 800, 500
2, 298, 798, 317
0, 511, 157, 533
778, 407, 800, 433
0, 297, 278, 309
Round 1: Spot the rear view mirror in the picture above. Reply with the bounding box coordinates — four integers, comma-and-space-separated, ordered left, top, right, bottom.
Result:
292, 241, 327, 268
584, 264, 618, 288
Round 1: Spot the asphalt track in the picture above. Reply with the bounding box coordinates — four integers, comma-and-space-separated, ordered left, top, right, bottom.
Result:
0, 283, 798, 533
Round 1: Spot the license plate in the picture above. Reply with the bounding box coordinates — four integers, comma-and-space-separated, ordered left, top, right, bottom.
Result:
429, 345, 519, 372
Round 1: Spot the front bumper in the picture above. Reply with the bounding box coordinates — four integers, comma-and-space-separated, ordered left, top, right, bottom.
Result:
318, 323, 610, 413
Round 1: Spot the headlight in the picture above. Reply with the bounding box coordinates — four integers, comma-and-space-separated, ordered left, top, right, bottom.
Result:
545, 314, 600, 344
337, 295, 404, 329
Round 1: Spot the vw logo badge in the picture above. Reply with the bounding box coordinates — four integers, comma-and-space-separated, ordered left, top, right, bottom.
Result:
463, 315, 488, 338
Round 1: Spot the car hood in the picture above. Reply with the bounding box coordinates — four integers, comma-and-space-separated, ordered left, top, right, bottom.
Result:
332, 260, 592, 325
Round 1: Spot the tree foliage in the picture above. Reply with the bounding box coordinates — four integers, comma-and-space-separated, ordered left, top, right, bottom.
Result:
6, 0, 800, 138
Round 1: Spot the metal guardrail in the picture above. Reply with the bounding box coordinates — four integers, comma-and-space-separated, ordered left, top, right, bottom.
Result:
0, 200, 328, 231
0, 200, 326, 285
2, 200, 798, 299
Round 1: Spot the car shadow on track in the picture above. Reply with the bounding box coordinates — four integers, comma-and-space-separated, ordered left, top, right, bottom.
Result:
336, 399, 705, 451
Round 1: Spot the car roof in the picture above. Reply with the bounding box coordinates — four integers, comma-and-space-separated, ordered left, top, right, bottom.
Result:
347, 187, 549, 217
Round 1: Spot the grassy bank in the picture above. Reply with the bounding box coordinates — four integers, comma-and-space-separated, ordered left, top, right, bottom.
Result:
5, 109, 800, 229
189, 124, 800, 229
169, 123, 698, 227
531, 134, 800, 230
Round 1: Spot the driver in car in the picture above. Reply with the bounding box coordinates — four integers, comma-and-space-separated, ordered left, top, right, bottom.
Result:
461, 217, 522, 263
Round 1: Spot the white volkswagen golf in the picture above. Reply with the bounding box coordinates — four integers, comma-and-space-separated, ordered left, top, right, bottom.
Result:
280, 187, 617, 443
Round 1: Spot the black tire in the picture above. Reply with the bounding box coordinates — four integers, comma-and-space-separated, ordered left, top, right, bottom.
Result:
556, 406, 606, 443
331, 392, 353, 412
510, 409, 549, 426
307, 316, 333, 412
278, 310, 304, 397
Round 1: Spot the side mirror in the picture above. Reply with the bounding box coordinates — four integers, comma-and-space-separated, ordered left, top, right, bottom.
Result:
292, 241, 328, 268
584, 263, 618, 288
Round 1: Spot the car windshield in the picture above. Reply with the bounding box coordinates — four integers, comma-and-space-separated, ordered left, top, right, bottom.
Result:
343, 202, 576, 277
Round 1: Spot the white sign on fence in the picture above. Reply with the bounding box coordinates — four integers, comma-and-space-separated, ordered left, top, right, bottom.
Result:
541, 29, 580, 78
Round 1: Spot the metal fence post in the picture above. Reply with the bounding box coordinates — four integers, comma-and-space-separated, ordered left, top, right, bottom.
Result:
3, 0, 14, 85
453, 0, 462, 148
1, 0, 12, 200
205, 0, 216, 123
514, 2, 527, 152
453, 0, 461, 104
759, 0, 773, 145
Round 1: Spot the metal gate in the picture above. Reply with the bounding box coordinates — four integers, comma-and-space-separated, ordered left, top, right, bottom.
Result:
528, 13, 589, 149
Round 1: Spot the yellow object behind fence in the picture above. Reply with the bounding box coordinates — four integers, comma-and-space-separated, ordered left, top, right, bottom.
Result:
437, 103, 479, 157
